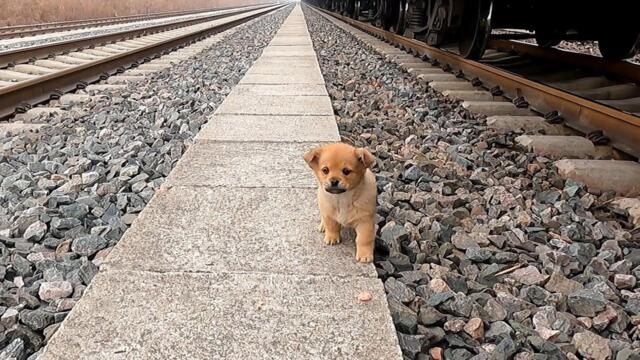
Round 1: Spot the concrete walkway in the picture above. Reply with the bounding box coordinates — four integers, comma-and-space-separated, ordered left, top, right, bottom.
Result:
41, 5, 402, 359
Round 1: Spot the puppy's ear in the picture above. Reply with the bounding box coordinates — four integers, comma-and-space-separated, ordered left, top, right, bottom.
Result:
303, 147, 321, 170
355, 147, 375, 168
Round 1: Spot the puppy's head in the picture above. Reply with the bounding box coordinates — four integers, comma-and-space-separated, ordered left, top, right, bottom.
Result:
303, 143, 374, 194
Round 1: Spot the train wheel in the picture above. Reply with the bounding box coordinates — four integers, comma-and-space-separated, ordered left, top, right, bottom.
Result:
388, 0, 408, 35
371, 0, 384, 27
535, 29, 561, 48
341, 0, 349, 15
380, 0, 394, 30
598, 31, 640, 60
346, 0, 357, 18
458, 0, 493, 59
354, 0, 362, 20
425, 0, 450, 47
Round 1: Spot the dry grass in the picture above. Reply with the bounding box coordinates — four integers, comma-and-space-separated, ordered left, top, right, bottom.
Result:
0, 0, 273, 27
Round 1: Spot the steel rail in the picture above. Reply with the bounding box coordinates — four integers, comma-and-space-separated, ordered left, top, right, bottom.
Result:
0, 5, 272, 68
0, 5, 284, 119
312, 6, 640, 158
0, 5, 245, 40
487, 39, 640, 84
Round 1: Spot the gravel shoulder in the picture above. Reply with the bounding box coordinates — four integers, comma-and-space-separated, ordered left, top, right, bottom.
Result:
0, 6, 292, 359
304, 6, 640, 360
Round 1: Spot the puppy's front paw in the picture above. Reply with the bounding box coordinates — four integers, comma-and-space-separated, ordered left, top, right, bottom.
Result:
317, 221, 325, 233
324, 233, 341, 245
355, 250, 374, 263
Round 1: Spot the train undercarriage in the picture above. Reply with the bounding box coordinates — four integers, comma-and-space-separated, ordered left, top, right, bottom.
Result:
309, 0, 640, 61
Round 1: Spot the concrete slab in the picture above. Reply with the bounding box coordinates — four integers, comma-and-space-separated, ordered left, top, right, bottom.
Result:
443, 90, 494, 101
149, 59, 179, 65
246, 63, 320, 74
610, 198, 640, 227
0, 69, 35, 82
216, 94, 333, 116
0, 122, 44, 137
554, 159, 640, 196
386, 54, 417, 62
59, 94, 93, 105
33, 60, 73, 70
515, 135, 596, 159
165, 141, 318, 188
83, 49, 116, 57
253, 57, 320, 67
407, 67, 444, 76
486, 116, 566, 135
14, 107, 68, 122
53, 55, 91, 65
123, 69, 158, 76
12, 64, 55, 75
399, 62, 434, 71
106, 76, 146, 84
262, 45, 315, 51
239, 73, 325, 85
102, 44, 133, 51
375, 47, 406, 55
462, 101, 520, 116
197, 115, 340, 142
105, 187, 372, 276
429, 81, 476, 92
67, 51, 102, 60
261, 49, 318, 57
269, 37, 313, 46
157, 55, 190, 61
417, 73, 464, 83
41, 271, 400, 360
84, 84, 127, 93
231, 83, 328, 96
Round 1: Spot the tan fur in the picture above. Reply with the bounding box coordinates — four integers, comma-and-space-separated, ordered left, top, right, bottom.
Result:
303, 143, 377, 263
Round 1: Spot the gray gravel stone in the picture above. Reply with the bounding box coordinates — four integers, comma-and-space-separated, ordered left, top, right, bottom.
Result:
385, 277, 416, 303
22, 221, 46, 242
0, 338, 25, 360
19, 309, 54, 331
568, 289, 607, 317
71, 235, 107, 257
304, 5, 640, 358
388, 298, 418, 334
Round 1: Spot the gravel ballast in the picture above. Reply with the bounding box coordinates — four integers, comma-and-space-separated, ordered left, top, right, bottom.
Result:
0, 6, 292, 358
304, 6, 640, 359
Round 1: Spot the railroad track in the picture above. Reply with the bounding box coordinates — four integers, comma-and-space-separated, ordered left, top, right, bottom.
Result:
0, 5, 269, 68
0, 5, 244, 40
0, 5, 282, 119
312, 6, 640, 160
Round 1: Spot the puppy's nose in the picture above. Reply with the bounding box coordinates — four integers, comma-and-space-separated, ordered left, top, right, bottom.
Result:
330, 179, 340, 187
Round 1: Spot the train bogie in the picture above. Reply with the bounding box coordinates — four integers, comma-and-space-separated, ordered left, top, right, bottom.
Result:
309, 0, 640, 61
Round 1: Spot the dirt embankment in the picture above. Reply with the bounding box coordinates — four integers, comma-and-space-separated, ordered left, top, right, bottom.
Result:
0, 0, 276, 26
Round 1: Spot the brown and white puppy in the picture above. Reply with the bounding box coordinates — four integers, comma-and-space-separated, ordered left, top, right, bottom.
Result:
303, 143, 377, 263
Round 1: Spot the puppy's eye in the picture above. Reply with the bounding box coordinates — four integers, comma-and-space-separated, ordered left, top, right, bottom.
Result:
342, 168, 352, 176
322, 167, 329, 175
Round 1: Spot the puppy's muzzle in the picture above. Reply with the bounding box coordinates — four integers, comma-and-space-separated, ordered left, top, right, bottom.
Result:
324, 179, 346, 194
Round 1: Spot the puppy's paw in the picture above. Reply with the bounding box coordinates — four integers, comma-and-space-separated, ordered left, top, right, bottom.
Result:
355, 250, 374, 263
324, 234, 341, 245
317, 221, 325, 233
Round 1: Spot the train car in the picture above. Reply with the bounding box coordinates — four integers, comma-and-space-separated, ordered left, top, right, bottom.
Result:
309, 0, 640, 61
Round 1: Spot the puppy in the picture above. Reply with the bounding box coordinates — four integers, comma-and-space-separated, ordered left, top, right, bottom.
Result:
303, 143, 377, 263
